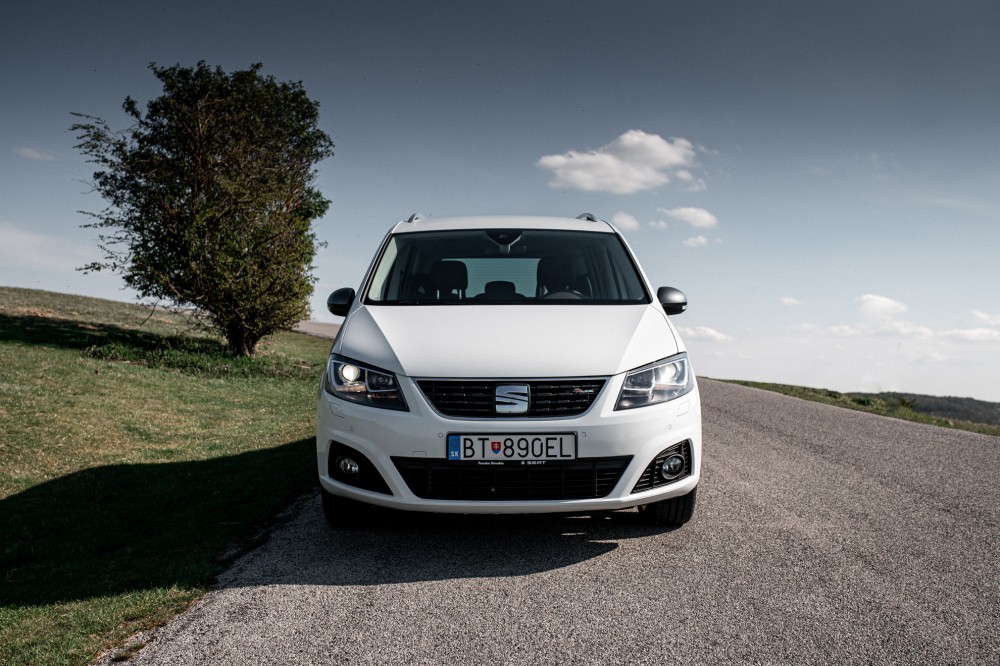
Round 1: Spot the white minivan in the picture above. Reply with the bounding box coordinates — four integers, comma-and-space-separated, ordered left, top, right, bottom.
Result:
317, 214, 701, 527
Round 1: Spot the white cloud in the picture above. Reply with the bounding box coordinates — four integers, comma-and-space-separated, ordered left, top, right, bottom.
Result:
828, 320, 931, 339
833, 299, 997, 342
648, 219, 669, 230
780, 297, 801, 306
821, 314, 996, 344
880, 321, 935, 339
15, 147, 55, 161
704, 303, 1000, 400
972, 310, 1000, 326
942, 328, 1000, 342
856, 293, 908, 318
611, 211, 640, 231
605, 130, 694, 169
682, 235, 708, 248
657, 207, 718, 228
673, 170, 707, 191
537, 130, 697, 195
829, 324, 864, 337
678, 326, 732, 342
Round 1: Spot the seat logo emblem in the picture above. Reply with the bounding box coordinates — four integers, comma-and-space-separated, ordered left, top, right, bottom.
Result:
495, 385, 530, 414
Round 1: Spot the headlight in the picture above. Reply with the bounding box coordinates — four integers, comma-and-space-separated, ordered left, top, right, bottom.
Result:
615, 353, 693, 410
324, 354, 408, 411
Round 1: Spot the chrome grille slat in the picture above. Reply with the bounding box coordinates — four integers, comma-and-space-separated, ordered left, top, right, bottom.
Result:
418, 379, 605, 418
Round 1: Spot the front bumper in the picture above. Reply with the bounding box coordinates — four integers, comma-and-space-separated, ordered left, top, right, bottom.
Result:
316, 373, 702, 514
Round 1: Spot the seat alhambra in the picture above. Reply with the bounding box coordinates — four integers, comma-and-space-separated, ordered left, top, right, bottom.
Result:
317, 214, 701, 527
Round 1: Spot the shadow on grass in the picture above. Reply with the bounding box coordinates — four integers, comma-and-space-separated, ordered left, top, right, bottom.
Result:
0, 438, 317, 607
0, 311, 220, 355
0, 312, 318, 379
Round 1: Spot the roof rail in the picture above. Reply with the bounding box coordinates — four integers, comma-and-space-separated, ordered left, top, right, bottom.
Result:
405, 213, 426, 224
575, 213, 598, 222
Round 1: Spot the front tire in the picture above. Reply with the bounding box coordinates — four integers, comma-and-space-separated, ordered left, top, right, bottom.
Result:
321, 487, 372, 528
638, 487, 697, 528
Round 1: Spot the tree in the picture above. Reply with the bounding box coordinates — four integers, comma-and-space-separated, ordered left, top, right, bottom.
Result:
72, 62, 334, 356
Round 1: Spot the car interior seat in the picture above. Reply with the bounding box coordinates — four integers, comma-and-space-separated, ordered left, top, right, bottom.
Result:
474, 280, 525, 302
429, 260, 468, 300
536, 256, 578, 298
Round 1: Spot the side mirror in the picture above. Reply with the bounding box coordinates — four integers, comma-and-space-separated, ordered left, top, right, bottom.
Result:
657, 286, 687, 316
327, 288, 356, 317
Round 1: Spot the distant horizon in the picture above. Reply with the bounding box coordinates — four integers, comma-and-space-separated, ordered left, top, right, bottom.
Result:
3, 282, 998, 406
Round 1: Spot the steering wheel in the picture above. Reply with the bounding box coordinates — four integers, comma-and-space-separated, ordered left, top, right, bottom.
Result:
542, 290, 584, 300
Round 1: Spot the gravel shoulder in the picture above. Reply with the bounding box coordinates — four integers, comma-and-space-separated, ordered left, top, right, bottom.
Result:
293, 321, 340, 340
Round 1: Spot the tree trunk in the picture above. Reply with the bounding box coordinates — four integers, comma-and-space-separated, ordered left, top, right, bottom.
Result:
225, 324, 258, 357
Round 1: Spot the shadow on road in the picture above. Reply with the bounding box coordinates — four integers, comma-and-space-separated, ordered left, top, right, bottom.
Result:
214, 495, 676, 589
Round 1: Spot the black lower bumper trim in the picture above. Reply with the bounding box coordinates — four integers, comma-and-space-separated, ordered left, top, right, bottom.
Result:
391, 456, 632, 501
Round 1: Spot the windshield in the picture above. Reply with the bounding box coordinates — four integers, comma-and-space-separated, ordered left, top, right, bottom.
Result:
364, 229, 650, 305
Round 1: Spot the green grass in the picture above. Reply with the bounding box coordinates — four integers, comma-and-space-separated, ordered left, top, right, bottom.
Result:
718, 379, 1000, 438
0, 286, 330, 665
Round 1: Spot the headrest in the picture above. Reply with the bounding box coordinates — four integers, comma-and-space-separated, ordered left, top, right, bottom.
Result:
536, 256, 576, 292
484, 280, 516, 299
430, 260, 468, 292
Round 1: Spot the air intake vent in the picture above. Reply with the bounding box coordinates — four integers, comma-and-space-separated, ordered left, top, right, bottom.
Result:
392, 456, 632, 500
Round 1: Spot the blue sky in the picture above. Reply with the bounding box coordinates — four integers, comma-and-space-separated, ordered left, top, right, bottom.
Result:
2, 1, 999, 400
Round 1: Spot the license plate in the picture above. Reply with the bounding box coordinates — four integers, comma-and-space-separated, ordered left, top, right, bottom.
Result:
447, 434, 577, 462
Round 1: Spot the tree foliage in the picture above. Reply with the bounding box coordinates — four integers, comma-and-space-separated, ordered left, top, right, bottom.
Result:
72, 62, 334, 356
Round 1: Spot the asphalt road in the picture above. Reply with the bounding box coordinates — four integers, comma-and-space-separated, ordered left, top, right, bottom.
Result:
118, 379, 1000, 665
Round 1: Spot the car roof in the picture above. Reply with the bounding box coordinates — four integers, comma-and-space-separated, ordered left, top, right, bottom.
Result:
389, 214, 617, 235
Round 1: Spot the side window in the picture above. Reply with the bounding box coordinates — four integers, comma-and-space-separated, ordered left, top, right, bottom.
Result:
607, 246, 629, 300
366, 238, 399, 302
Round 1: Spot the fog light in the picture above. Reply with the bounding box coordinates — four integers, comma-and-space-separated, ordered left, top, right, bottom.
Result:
661, 454, 685, 480
337, 456, 361, 478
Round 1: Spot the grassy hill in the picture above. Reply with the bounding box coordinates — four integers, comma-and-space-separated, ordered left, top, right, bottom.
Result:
857, 392, 1000, 427
0, 286, 330, 665
721, 380, 1000, 438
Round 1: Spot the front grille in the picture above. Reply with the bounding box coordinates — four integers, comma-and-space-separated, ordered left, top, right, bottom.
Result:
392, 456, 631, 501
417, 379, 606, 418
631, 440, 693, 493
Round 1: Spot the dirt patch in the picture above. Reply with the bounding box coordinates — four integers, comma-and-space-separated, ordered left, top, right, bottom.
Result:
2, 306, 59, 318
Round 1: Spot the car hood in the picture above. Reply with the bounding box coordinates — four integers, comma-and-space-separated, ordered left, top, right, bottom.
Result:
336, 305, 680, 378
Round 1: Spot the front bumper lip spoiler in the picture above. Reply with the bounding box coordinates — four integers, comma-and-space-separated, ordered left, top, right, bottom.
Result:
318, 473, 699, 514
